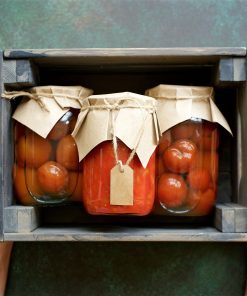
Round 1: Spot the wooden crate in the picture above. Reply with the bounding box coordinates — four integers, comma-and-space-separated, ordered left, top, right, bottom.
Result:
1, 48, 247, 242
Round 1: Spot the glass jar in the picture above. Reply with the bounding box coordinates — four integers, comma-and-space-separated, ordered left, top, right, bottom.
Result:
82, 140, 155, 215
72, 92, 158, 215
13, 110, 82, 205
156, 118, 219, 216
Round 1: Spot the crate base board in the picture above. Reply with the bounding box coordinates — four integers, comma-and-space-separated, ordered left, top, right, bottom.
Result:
4, 226, 247, 242
3, 203, 247, 240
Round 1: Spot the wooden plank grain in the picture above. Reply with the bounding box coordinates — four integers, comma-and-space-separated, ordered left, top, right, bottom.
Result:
3, 48, 246, 68
4, 48, 246, 59
0, 50, 3, 241
4, 226, 247, 242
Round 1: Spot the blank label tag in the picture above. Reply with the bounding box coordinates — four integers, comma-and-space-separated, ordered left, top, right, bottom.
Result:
110, 164, 134, 206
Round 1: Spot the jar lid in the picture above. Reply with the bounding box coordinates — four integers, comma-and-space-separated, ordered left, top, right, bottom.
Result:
2, 85, 93, 138
72, 92, 159, 168
145, 84, 232, 135
145, 84, 214, 100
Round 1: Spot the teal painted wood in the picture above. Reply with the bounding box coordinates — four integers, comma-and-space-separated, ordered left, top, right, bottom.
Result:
6, 242, 247, 296
0, 0, 247, 49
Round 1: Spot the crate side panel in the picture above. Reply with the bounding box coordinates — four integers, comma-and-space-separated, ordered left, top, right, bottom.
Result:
0, 50, 3, 240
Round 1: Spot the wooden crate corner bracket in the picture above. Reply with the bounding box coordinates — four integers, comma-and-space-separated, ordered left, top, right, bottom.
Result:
215, 203, 247, 232
4, 206, 41, 233
3, 59, 38, 89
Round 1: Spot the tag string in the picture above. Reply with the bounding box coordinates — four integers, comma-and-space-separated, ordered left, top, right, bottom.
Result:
110, 103, 149, 173
76, 98, 157, 172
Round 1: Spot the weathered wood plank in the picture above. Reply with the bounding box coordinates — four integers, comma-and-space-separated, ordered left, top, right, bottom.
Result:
237, 82, 247, 207
3, 59, 38, 88
4, 48, 246, 59
1, 92, 14, 210
3, 48, 246, 68
4, 226, 247, 242
0, 50, 3, 241
4, 206, 40, 233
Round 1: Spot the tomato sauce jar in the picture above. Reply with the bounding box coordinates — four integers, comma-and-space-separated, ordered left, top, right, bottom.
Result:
4, 85, 93, 205
145, 84, 232, 217
72, 92, 158, 215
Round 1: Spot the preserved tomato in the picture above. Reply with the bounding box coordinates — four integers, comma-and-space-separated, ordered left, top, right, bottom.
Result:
13, 164, 42, 205
56, 135, 79, 170
37, 161, 69, 195
156, 119, 219, 216
14, 111, 81, 204
82, 140, 155, 215
157, 173, 187, 208
163, 139, 197, 174
16, 131, 52, 168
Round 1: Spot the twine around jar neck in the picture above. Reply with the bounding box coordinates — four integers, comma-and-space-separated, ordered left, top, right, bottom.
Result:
80, 98, 157, 172
154, 95, 213, 101
2, 90, 84, 112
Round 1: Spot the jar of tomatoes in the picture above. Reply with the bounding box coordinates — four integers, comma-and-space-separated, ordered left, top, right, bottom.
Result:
72, 92, 158, 215
145, 84, 232, 216
3, 85, 93, 205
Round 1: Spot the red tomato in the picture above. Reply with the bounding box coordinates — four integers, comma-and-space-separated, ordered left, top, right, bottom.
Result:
192, 121, 219, 151
56, 135, 79, 170
37, 161, 69, 194
14, 122, 26, 142
16, 132, 52, 168
13, 164, 42, 205
157, 173, 187, 208
163, 139, 197, 174
191, 151, 219, 185
171, 120, 196, 141
82, 140, 155, 215
156, 156, 166, 177
187, 168, 211, 191
158, 132, 172, 155
186, 188, 216, 216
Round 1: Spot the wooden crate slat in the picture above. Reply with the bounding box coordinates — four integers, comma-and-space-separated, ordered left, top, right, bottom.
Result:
0, 50, 3, 241
4, 47, 246, 59
4, 226, 247, 242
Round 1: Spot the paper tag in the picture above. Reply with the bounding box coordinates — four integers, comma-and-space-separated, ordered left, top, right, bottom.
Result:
110, 164, 134, 206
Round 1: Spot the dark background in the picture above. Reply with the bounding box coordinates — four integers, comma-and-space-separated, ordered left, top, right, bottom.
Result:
0, 0, 247, 295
